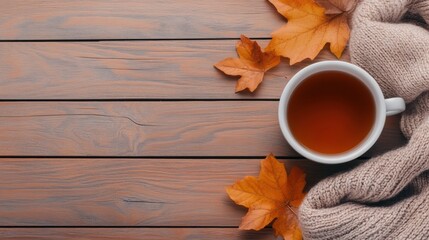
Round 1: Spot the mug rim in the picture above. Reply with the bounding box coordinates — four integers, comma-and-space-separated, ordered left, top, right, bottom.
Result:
278, 61, 386, 164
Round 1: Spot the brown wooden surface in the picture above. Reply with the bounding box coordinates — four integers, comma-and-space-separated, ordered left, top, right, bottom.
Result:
0, 0, 284, 40
0, 41, 347, 99
0, 228, 279, 240
0, 102, 404, 157
0, 158, 362, 226
0, 0, 407, 239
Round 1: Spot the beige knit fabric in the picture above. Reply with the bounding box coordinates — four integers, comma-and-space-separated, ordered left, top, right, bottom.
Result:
299, 0, 429, 239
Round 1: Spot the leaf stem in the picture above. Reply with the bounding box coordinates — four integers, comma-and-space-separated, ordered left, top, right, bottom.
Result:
286, 204, 298, 217
349, 0, 360, 14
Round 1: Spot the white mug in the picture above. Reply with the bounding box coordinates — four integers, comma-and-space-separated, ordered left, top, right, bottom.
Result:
278, 61, 405, 164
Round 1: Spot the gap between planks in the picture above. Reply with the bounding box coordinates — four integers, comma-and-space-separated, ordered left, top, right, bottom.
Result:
0, 38, 273, 42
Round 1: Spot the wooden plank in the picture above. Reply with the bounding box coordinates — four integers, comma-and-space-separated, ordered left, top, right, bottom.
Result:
0, 228, 278, 240
0, 158, 362, 226
0, 102, 404, 157
0, 41, 346, 100
0, 0, 284, 40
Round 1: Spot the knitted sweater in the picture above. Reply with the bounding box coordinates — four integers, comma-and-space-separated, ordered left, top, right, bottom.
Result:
299, 0, 429, 239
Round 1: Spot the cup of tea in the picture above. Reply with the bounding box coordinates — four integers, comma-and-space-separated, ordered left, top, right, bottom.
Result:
278, 61, 405, 164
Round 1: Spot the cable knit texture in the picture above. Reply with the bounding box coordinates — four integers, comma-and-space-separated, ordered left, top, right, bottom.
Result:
299, 0, 429, 239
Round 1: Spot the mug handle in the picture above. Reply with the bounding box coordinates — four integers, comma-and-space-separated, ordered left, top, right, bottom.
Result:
385, 97, 406, 116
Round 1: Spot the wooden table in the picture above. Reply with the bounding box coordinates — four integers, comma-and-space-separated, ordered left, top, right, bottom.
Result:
0, 1, 406, 239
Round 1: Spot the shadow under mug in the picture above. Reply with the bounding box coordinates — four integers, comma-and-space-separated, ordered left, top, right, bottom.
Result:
278, 61, 406, 164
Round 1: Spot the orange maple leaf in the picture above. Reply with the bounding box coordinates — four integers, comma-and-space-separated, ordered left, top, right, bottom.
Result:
266, 0, 357, 65
226, 153, 306, 240
214, 35, 280, 92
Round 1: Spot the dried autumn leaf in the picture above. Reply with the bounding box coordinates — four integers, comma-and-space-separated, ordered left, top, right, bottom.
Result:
214, 35, 280, 92
226, 153, 306, 240
266, 0, 357, 65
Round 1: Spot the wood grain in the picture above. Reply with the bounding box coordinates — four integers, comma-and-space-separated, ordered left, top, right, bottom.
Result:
0, 158, 362, 226
0, 0, 284, 40
0, 41, 347, 100
0, 102, 404, 157
0, 228, 278, 240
